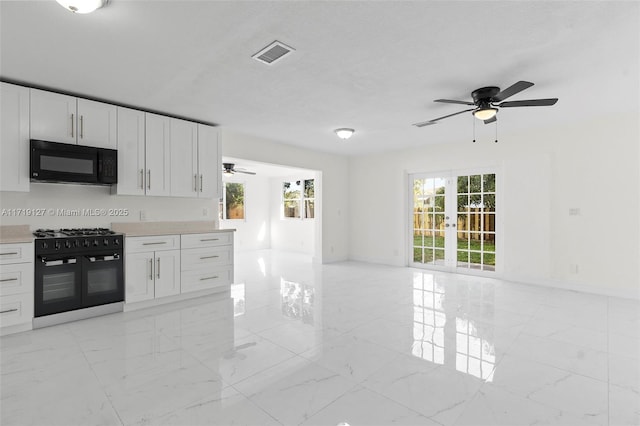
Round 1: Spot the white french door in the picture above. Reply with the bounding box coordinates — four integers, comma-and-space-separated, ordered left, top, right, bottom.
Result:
409, 170, 499, 273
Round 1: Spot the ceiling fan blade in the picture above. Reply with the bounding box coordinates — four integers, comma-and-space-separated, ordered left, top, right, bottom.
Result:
235, 170, 256, 175
498, 98, 558, 107
413, 120, 438, 127
428, 108, 476, 123
484, 116, 497, 124
493, 81, 534, 101
434, 99, 475, 106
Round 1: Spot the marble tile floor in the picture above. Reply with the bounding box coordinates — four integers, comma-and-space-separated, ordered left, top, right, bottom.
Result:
1, 249, 639, 426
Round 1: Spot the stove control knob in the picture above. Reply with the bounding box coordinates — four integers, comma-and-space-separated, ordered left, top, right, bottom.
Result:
114, 239, 120, 245
65, 241, 71, 249
74, 240, 80, 248
83, 240, 90, 248
103, 239, 109, 246
93, 239, 99, 247
41, 241, 48, 249
54, 241, 61, 250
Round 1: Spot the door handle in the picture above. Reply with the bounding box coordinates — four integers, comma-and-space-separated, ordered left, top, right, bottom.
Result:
87, 254, 120, 262
149, 258, 153, 280
0, 277, 18, 282
194, 174, 198, 192
0, 308, 18, 314
41, 257, 77, 266
147, 169, 151, 189
71, 113, 74, 138
156, 258, 160, 279
80, 115, 84, 139
140, 169, 144, 189
200, 174, 203, 192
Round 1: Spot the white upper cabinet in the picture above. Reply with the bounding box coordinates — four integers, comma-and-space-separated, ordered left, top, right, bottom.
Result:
76, 98, 116, 149
145, 113, 171, 197
116, 107, 145, 196
169, 118, 198, 197
169, 121, 220, 199
0, 83, 30, 192
30, 89, 116, 149
197, 124, 221, 199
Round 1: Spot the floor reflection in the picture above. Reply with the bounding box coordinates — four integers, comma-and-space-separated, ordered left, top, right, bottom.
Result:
412, 273, 446, 364
281, 278, 315, 325
412, 271, 496, 381
231, 283, 245, 316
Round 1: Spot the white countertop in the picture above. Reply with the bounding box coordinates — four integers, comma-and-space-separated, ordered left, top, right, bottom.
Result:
112, 221, 234, 237
0, 225, 33, 244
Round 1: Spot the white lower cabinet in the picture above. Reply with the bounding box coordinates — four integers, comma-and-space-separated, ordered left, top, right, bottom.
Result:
181, 232, 234, 294
125, 235, 180, 303
125, 231, 234, 307
0, 242, 34, 334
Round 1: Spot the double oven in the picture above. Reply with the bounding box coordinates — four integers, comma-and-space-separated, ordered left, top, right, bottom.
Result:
33, 228, 124, 325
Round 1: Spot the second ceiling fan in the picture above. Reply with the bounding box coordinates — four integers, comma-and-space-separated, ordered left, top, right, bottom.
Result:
413, 81, 558, 127
222, 163, 256, 175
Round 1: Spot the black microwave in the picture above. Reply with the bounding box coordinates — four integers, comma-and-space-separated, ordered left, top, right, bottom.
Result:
30, 140, 117, 185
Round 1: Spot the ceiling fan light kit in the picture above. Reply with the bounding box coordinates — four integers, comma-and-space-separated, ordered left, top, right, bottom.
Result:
335, 128, 355, 140
473, 106, 498, 121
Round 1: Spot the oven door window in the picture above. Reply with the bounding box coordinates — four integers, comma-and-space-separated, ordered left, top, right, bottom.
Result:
40, 155, 94, 175
83, 254, 124, 307
35, 255, 83, 317
87, 268, 118, 295
43, 271, 78, 302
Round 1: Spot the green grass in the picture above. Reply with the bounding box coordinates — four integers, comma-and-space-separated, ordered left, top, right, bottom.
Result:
413, 235, 495, 265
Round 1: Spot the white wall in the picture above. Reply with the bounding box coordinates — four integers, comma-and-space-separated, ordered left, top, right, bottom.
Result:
0, 183, 216, 229
348, 113, 640, 299
221, 129, 349, 263
269, 174, 317, 255
219, 173, 271, 252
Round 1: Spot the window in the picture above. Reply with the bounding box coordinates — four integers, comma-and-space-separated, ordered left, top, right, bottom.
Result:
219, 182, 245, 220
282, 179, 314, 219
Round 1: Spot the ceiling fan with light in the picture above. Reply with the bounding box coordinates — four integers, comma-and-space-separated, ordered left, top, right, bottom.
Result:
222, 163, 256, 176
413, 81, 558, 127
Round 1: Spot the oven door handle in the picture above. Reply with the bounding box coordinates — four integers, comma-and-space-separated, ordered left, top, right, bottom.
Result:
87, 254, 121, 263
41, 257, 77, 266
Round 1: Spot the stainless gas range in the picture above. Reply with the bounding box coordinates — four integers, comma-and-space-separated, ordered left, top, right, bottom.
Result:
33, 228, 124, 328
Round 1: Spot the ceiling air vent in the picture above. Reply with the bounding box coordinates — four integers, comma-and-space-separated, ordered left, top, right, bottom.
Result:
252, 41, 295, 65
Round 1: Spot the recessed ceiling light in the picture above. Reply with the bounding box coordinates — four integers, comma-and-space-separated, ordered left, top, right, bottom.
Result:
334, 128, 355, 140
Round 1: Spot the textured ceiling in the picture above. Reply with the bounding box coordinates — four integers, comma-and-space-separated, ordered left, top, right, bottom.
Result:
1, 1, 638, 156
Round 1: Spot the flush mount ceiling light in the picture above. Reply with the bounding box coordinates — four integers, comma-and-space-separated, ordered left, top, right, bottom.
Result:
56, 0, 107, 14
334, 128, 355, 140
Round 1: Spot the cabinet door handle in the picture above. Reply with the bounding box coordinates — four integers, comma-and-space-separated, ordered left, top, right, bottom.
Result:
0, 277, 18, 282
149, 258, 153, 280
200, 255, 219, 260
0, 252, 18, 256
80, 115, 84, 138
200, 238, 219, 242
142, 241, 166, 245
200, 174, 203, 192
71, 113, 74, 138
194, 174, 198, 192
156, 258, 160, 279
199, 276, 219, 281
0, 308, 18, 314
147, 170, 151, 189
140, 169, 144, 189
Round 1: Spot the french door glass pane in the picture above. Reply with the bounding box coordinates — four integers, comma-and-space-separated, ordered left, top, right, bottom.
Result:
455, 173, 497, 271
